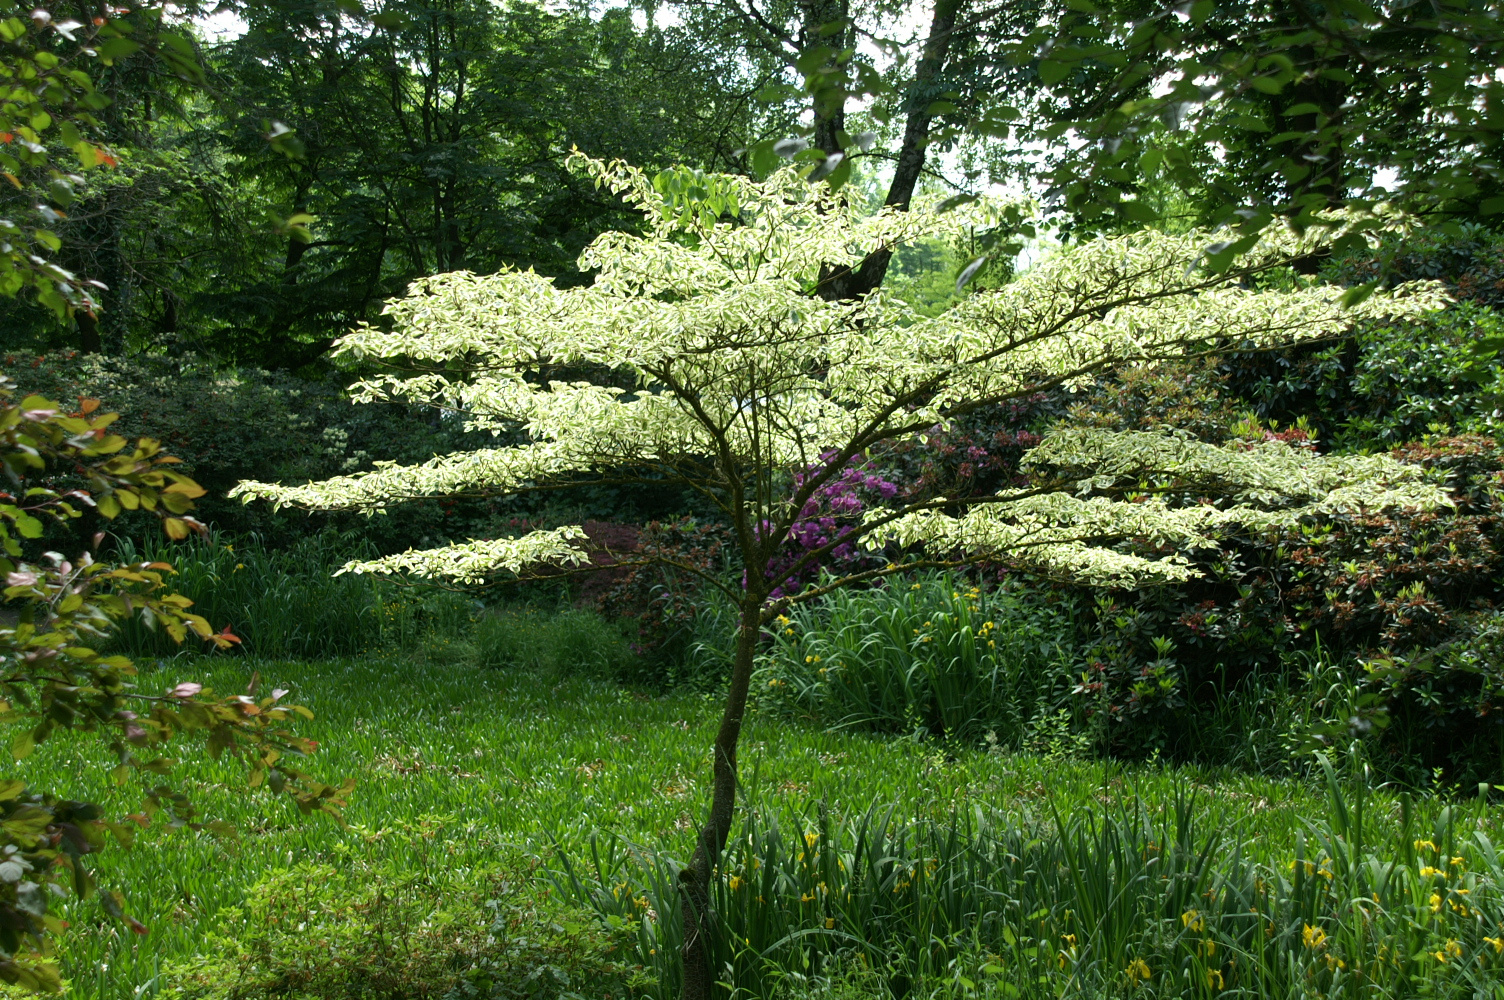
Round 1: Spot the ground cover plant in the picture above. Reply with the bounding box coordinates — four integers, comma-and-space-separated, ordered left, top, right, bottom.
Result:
15, 649, 1502, 1000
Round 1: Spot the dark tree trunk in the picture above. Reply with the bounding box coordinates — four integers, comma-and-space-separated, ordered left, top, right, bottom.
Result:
802, 0, 849, 157
816, 0, 962, 302
679, 596, 763, 1000
76, 311, 101, 354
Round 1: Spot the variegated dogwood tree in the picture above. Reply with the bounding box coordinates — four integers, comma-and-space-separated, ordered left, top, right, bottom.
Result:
234, 156, 1450, 1000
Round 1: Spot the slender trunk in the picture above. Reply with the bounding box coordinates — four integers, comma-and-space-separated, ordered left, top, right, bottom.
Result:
680, 597, 762, 1000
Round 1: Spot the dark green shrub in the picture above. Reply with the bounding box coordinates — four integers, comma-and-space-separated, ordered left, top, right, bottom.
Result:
1075, 434, 1504, 780
584, 517, 739, 686
162, 855, 639, 1000
2, 352, 484, 549
1365, 610, 1504, 788
1220, 302, 1504, 449
1323, 223, 1504, 310
757, 572, 1083, 745
1066, 357, 1246, 443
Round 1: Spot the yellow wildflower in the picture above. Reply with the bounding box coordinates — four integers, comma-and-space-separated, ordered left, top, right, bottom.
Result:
1446, 939, 1463, 959
804, 832, 819, 849
1420, 866, 1444, 877
1324, 954, 1346, 970
1415, 839, 1439, 853
824, 917, 835, 929
1125, 958, 1151, 985
1181, 909, 1204, 933
728, 876, 744, 891
800, 892, 815, 903
1429, 893, 1443, 914
1206, 969, 1224, 990
1484, 935, 1504, 953
1303, 924, 1327, 949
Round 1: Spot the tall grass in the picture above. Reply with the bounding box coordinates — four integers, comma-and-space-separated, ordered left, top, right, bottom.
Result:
759, 573, 1082, 745
566, 753, 1504, 999
473, 605, 641, 676
106, 531, 469, 660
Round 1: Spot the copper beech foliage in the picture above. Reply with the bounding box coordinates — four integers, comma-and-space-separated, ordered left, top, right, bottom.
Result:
0, 379, 350, 991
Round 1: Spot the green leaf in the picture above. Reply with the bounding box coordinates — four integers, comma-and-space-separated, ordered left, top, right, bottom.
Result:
1038, 60, 1070, 85
1341, 283, 1376, 308
95, 36, 140, 61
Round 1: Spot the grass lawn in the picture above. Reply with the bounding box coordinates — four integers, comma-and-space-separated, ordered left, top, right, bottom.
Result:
27, 654, 1504, 1000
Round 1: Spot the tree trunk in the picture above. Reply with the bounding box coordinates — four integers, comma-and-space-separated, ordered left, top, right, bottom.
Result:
76, 311, 101, 354
679, 597, 762, 1000
802, 0, 849, 157
816, 0, 962, 302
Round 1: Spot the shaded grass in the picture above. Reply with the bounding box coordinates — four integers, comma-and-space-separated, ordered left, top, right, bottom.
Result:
21, 654, 1499, 999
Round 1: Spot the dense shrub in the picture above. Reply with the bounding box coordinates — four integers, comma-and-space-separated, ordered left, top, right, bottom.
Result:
1323, 223, 1504, 310
1221, 302, 1504, 450
756, 572, 1082, 745
164, 854, 639, 1000
585, 517, 737, 683
1066, 357, 1245, 443
2, 353, 703, 553
1076, 434, 1504, 780
2, 352, 484, 548
1363, 611, 1504, 788
876, 397, 1058, 504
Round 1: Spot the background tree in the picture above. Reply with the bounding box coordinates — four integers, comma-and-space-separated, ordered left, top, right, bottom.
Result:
2, 0, 784, 367
680, 0, 1048, 298
233, 156, 1449, 1000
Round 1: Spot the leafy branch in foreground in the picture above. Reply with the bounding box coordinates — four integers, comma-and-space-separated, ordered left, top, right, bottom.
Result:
0, 381, 350, 992
235, 155, 1450, 1000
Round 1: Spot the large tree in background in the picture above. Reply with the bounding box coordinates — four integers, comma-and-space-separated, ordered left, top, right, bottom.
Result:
718, 0, 1504, 273
679, 0, 1046, 298
0, 0, 785, 366
1007, 0, 1504, 248
234, 155, 1449, 1000
196, 0, 784, 367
